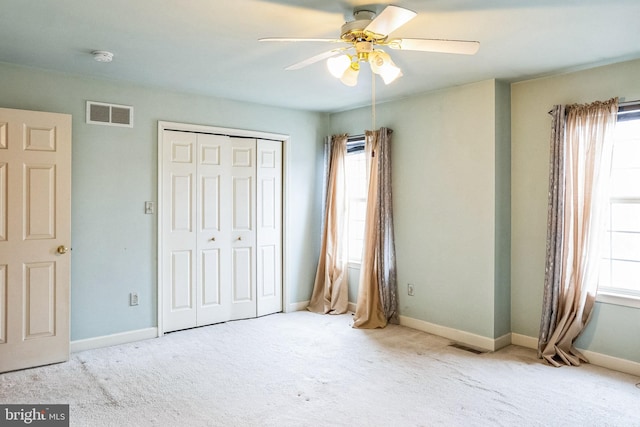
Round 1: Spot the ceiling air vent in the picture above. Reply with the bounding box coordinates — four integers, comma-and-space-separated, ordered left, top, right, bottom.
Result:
86, 101, 134, 128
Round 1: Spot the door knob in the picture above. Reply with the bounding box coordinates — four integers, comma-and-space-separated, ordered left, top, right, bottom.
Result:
57, 245, 69, 254
210, 237, 216, 241
237, 236, 242, 241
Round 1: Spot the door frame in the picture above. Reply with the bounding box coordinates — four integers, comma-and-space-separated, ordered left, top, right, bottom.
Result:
157, 121, 290, 336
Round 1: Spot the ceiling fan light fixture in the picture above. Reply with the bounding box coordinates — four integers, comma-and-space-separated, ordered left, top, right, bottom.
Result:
380, 66, 402, 85
340, 62, 359, 86
327, 55, 351, 78
369, 50, 402, 84
378, 62, 402, 85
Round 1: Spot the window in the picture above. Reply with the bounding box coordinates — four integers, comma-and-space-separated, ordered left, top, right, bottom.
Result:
345, 138, 367, 264
598, 106, 640, 305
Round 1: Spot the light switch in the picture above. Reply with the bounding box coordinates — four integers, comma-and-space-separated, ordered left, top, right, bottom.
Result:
144, 201, 155, 214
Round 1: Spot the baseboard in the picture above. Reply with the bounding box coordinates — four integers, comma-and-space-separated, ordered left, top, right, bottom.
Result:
510, 333, 640, 377
511, 333, 538, 349
71, 327, 158, 353
399, 315, 510, 352
288, 300, 310, 312
580, 349, 640, 377
494, 332, 512, 350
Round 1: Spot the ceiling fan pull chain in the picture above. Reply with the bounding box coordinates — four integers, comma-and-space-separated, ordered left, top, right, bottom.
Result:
372, 72, 376, 131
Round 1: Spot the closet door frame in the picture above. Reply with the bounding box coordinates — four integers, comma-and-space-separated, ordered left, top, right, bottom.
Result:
157, 121, 289, 336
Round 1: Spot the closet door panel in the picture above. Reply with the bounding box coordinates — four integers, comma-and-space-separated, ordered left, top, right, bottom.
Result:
171, 250, 193, 310
259, 245, 277, 297
163, 131, 197, 332
171, 174, 192, 232
229, 138, 256, 320
201, 248, 221, 306
201, 176, 220, 231
196, 134, 231, 326
232, 176, 253, 231
232, 247, 252, 302
257, 140, 282, 316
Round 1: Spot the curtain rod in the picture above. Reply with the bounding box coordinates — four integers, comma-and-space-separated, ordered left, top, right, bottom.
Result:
619, 99, 640, 107
548, 99, 640, 115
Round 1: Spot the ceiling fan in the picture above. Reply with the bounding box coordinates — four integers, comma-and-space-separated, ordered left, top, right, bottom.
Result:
260, 5, 480, 86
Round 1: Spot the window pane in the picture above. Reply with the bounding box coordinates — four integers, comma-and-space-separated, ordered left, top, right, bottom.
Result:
610, 168, 640, 198
614, 120, 640, 143
611, 203, 640, 232
601, 232, 611, 254
350, 241, 363, 263
611, 140, 640, 169
347, 203, 365, 241
345, 147, 367, 263
609, 232, 640, 261
351, 199, 367, 221
610, 259, 640, 293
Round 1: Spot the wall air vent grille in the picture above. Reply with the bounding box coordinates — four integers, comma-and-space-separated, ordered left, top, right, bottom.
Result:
86, 101, 133, 128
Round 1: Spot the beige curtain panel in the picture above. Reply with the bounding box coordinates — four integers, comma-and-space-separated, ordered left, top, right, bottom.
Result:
308, 134, 349, 315
538, 98, 618, 367
353, 128, 398, 328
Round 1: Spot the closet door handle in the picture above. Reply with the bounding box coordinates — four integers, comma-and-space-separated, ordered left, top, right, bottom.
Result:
237, 236, 242, 241
210, 237, 216, 241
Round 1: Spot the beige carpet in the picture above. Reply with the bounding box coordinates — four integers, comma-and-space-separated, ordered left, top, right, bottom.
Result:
1, 311, 639, 426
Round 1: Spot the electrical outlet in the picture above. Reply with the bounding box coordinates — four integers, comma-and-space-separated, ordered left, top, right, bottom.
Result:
130, 292, 139, 306
407, 283, 415, 296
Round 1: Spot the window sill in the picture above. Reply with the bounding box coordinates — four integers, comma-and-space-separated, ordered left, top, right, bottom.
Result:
596, 291, 640, 309
347, 261, 361, 269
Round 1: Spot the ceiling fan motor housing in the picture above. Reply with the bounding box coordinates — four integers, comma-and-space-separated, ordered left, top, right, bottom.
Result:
341, 9, 385, 43
355, 41, 373, 53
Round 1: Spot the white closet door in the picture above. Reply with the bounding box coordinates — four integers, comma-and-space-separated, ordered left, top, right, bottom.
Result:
229, 138, 257, 321
162, 131, 198, 332
196, 134, 232, 326
161, 129, 279, 332
257, 139, 282, 316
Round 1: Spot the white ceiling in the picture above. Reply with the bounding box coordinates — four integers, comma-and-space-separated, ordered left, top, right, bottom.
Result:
1, 0, 640, 112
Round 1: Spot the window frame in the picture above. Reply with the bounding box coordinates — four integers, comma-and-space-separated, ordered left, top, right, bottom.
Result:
596, 102, 640, 308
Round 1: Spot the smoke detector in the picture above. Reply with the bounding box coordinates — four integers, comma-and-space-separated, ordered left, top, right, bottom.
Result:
92, 51, 114, 63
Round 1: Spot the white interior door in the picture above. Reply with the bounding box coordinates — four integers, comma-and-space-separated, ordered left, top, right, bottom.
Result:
162, 130, 197, 332
257, 139, 282, 316
229, 138, 257, 321
0, 107, 72, 373
196, 133, 232, 326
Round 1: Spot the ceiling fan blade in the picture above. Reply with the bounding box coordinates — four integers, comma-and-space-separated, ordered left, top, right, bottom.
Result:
364, 5, 416, 37
285, 47, 349, 71
389, 38, 480, 55
259, 37, 343, 43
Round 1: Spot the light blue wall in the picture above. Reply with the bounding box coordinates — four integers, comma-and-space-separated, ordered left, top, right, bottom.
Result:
331, 79, 510, 339
511, 58, 640, 363
494, 81, 511, 338
0, 62, 327, 341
